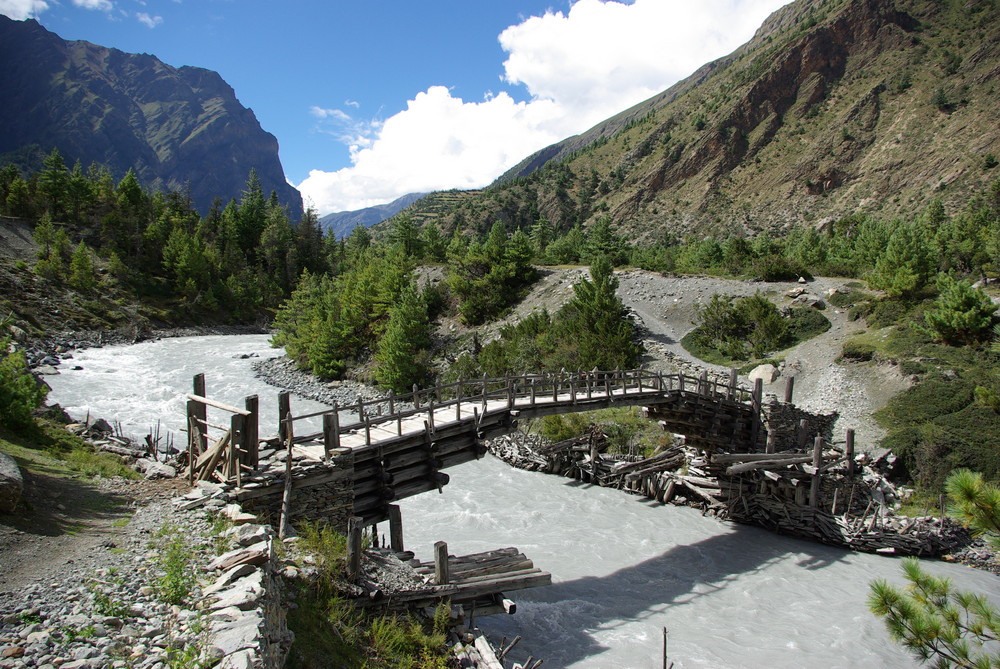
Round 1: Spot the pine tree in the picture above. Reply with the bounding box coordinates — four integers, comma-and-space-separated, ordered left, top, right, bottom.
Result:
924, 275, 997, 345
946, 469, 1000, 549
868, 224, 935, 297
374, 283, 431, 393
869, 557, 1000, 669
69, 241, 97, 292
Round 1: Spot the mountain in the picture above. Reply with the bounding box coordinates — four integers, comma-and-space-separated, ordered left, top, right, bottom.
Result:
0, 16, 302, 216
425, 0, 1000, 240
320, 192, 428, 239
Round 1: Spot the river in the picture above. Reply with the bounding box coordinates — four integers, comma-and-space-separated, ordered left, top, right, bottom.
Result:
45, 334, 1000, 668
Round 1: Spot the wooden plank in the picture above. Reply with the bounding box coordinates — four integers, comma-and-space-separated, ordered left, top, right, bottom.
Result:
186, 393, 251, 416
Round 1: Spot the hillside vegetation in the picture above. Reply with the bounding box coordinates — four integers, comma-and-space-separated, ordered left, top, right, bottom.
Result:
391, 0, 999, 241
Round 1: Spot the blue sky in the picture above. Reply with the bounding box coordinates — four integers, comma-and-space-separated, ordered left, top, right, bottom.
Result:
1, 0, 790, 214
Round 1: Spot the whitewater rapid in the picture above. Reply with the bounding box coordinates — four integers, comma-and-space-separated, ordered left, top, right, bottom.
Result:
45, 335, 1000, 668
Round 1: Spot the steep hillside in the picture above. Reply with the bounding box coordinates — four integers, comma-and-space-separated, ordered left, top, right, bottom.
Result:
0, 16, 302, 215
320, 192, 427, 239
426, 0, 1000, 240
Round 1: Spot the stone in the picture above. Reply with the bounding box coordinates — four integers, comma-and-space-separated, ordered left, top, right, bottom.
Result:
219, 649, 255, 669
203, 564, 257, 596
0, 451, 23, 513
208, 541, 270, 572
209, 572, 264, 611
209, 613, 263, 656
89, 417, 113, 433
34, 365, 60, 375
748, 363, 780, 385
220, 504, 257, 525
144, 462, 177, 480
0, 647, 24, 659
224, 524, 270, 547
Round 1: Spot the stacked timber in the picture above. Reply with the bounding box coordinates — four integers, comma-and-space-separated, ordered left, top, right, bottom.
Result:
490, 433, 972, 558
355, 546, 551, 613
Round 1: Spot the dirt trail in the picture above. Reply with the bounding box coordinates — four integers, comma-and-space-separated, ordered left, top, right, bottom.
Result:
501, 268, 909, 450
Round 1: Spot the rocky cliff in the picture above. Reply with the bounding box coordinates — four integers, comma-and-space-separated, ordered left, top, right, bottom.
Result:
0, 16, 302, 216
429, 0, 1000, 239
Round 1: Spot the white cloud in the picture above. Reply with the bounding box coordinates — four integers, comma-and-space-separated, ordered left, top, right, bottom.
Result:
299, 0, 791, 215
72, 0, 113, 10
0, 0, 49, 19
135, 11, 161, 27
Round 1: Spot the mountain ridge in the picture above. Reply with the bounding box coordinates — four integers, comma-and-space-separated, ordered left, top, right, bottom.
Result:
415, 0, 999, 241
0, 16, 302, 216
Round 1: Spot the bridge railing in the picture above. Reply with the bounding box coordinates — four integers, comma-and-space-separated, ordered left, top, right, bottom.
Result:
279, 367, 756, 456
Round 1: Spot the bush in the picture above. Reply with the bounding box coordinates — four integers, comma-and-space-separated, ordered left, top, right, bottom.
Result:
749, 254, 812, 282
840, 340, 876, 361
0, 339, 47, 431
923, 274, 997, 345
867, 299, 917, 329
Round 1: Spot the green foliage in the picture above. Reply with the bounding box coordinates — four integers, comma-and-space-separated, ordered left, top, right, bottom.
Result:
868, 224, 935, 298
924, 275, 997, 345
374, 283, 432, 393
869, 557, 1000, 669
946, 469, 1000, 550
152, 526, 197, 605
554, 256, 641, 371
296, 521, 349, 582
688, 292, 789, 361
448, 222, 538, 325
0, 338, 48, 432
69, 241, 97, 292
272, 251, 414, 379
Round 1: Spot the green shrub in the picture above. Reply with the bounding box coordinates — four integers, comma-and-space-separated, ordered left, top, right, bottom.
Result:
840, 340, 876, 361
0, 338, 47, 432
749, 254, 812, 282
867, 299, 917, 328
786, 307, 832, 342
878, 374, 976, 427
923, 274, 997, 345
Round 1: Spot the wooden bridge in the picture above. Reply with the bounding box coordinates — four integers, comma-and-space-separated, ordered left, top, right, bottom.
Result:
185, 368, 769, 527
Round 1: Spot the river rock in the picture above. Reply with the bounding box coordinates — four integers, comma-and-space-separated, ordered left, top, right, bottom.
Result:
0, 451, 23, 513
748, 364, 780, 385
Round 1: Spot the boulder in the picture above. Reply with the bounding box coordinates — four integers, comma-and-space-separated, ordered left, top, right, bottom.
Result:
89, 417, 113, 433
0, 451, 24, 513
748, 363, 780, 385
143, 462, 177, 479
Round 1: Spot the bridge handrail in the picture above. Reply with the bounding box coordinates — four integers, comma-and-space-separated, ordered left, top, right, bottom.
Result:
285, 368, 756, 448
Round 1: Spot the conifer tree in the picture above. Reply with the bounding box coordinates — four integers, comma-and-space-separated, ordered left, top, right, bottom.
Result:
924, 275, 997, 345
870, 469, 1000, 668
374, 283, 431, 393
69, 241, 97, 292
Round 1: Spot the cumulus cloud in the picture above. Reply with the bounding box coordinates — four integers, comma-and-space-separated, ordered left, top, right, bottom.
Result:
0, 0, 50, 19
72, 0, 113, 10
299, 0, 790, 214
136, 11, 162, 27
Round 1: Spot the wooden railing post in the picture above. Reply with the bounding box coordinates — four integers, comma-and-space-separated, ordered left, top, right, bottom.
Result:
279, 412, 294, 539
192, 374, 207, 452
278, 391, 291, 444
388, 504, 404, 553
728, 368, 738, 400
413, 384, 421, 409
322, 413, 335, 461
230, 413, 246, 483
846, 428, 856, 477
347, 516, 363, 583
388, 391, 395, 415
434, 540, 450, 584
809, 436, 823, 507
244, 395, 259, 469
784, 376, 795, 404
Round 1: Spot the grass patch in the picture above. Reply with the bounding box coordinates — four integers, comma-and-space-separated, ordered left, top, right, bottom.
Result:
0, 419, 138, 480
531, 407, 674, 458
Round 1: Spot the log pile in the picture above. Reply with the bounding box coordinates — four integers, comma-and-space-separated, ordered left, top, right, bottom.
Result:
489, 433, 972, 557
